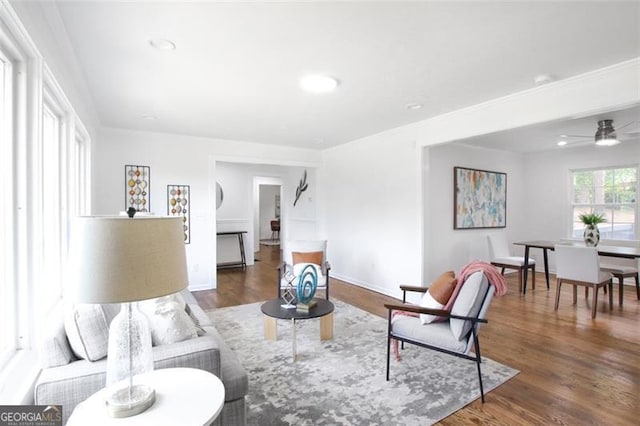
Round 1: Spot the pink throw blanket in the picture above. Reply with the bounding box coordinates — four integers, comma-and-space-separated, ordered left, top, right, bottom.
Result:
391, 261, 507, 360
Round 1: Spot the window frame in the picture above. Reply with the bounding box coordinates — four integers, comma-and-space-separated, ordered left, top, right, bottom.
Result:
569, 165, 639, 240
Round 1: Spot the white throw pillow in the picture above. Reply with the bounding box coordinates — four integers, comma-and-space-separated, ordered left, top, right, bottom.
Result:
64, 302, 110, 361
138, 294, 197, 346
450, 272, 489, 341
419, 292, 445, 324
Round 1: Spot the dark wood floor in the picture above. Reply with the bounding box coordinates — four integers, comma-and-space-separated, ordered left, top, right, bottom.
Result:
194, 245, 640, 425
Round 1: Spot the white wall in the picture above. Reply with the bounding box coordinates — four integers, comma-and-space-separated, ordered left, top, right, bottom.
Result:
93, 127, 321, 290
425, 143, 528, 280
320, 130, 422, 298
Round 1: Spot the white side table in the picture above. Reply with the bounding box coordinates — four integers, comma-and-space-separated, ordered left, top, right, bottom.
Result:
68, 368, 225, 426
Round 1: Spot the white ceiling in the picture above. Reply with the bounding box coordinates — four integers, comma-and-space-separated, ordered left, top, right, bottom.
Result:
49, 1, 640, 149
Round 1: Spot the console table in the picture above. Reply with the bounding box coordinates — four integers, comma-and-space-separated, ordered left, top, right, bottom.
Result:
217, 231, 247, 269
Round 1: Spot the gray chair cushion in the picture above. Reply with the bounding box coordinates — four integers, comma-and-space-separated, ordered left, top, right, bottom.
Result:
391, 316, 468, 353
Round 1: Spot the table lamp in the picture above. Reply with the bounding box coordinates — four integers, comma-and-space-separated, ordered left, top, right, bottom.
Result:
67, 215, 188, 417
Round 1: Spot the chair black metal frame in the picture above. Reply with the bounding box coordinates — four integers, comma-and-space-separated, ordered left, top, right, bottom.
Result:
384, 285, 491, 403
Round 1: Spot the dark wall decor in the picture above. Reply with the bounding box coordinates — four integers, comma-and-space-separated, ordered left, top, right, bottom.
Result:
125, 165, 150, 212
453, 166, 507, 230
294, 170, 308, 206
167, 184, 191, 243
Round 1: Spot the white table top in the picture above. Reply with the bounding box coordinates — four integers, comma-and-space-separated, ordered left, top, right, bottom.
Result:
68, 368, 225, 426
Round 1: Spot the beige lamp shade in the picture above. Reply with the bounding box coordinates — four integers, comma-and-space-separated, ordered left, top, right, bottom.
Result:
67, 216, 188, 303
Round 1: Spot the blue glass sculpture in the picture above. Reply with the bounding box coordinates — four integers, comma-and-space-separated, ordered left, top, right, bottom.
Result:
296, 264, 318, 304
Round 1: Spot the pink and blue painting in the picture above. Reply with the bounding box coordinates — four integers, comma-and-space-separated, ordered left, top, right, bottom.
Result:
454, 167, 506, 229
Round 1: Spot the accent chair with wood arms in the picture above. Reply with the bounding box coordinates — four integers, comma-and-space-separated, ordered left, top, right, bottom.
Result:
487, 234, 538, 293
385, 271, 495, 403
277, 240, 331, 300
554, 244, 613, 319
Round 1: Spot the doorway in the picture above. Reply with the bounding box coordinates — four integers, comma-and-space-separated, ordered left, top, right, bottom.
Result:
253, 176, 284, 258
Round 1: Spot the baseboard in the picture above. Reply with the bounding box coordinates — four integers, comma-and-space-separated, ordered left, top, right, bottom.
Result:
331, 272, 401, 300
188, 282, 215, 291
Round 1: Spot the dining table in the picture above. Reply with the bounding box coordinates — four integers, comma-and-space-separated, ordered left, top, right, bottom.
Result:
513, 240, 640, 294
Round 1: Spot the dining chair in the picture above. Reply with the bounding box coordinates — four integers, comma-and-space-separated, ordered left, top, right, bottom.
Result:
554, 245, 613, 319
598, 240, 640, 306
487, 234, 536, 293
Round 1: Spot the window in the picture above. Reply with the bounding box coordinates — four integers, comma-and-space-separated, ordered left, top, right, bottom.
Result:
0, 45, 15, 371
571, 166, 638, 240
0, 4, 92, 400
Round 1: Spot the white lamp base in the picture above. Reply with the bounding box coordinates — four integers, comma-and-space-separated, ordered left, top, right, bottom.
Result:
106, 384, 156, 418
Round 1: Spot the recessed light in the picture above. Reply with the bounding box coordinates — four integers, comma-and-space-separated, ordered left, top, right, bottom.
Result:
406, 103, 423, 110
300, 75, 339, 93
149, 39, 176, 51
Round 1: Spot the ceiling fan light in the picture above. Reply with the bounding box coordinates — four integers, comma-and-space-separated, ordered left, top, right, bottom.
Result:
594, 119, 619, 146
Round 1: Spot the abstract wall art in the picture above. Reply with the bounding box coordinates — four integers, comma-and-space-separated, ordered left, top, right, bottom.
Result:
453, 166, 506, 230
167, 184, 191, 243
125, 165, 150, 212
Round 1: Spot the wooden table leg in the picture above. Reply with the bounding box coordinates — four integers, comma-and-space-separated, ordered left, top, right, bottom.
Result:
264, 316, 277, 341
320, 312, 333, 340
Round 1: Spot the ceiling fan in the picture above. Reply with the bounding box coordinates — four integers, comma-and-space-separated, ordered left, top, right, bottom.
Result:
557, 119, 640, 147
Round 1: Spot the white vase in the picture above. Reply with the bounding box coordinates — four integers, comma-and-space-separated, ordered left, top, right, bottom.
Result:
583, 224, 600, 247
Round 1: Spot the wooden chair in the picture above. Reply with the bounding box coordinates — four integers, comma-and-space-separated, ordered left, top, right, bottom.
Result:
270, 219, 280, 241
385, 272, 494, 402
598, 240, 640, 306
487, 234, 537, 293
277, 240, 331, 300
554, 245, 613, 319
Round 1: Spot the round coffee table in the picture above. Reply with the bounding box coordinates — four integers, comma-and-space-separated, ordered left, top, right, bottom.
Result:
261, 298, 334, 361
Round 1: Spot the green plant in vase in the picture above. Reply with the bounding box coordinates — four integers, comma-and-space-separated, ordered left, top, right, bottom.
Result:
579, 213, 606, 247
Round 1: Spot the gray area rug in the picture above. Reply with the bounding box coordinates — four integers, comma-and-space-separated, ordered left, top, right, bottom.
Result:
208, 300, 518, 426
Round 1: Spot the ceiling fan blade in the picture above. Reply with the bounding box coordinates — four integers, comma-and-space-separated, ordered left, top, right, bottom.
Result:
558, 138, 592, 147
563, 134, 591, 138
614, 120, 638, 132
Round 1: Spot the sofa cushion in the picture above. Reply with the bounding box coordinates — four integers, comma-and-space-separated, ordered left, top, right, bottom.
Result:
450, 271, 489, 341
139, 293, 198, 346
40, 303, 75, 368
64, 303, 111, 361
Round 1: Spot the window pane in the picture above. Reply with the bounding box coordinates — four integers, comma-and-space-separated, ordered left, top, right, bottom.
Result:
571, 167, 638, 240
0, 51, 15, 367
573, 171, 593, 203
41, 105, 62, 309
